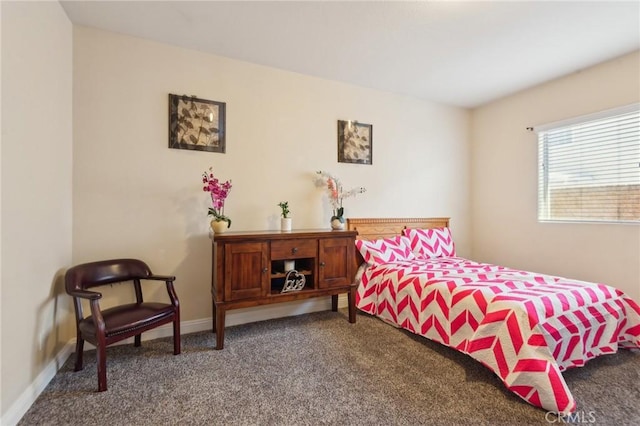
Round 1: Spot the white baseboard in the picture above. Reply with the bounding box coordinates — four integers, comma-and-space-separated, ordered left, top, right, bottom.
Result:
2, 295, 348, 425
84, 295, 346, 347
1, 342, 74, 426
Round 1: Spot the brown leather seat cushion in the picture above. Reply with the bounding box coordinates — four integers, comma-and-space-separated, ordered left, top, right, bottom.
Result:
79, 303, 176, 338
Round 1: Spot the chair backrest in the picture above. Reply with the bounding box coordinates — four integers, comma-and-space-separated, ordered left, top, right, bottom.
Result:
65, 258, 153, 292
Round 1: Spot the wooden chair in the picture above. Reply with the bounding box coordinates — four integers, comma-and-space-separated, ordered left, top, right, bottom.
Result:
65, 258, 180, 391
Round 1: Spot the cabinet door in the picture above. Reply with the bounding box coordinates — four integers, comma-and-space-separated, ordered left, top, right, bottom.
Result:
224, 242, 269, 300
318, 237, 354, 288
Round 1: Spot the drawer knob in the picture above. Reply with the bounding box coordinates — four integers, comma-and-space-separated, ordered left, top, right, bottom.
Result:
291, 247, 298, 254
320, 262, 326, 267
262, 267, 268, 273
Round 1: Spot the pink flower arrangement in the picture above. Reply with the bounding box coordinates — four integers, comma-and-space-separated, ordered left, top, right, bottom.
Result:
202, 167, 232, 226
315, 171, 366, 219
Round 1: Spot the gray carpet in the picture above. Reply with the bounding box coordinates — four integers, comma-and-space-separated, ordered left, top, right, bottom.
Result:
19, 310, 640, 425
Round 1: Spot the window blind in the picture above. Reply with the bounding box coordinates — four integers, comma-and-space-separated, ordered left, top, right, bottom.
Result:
537, 105, 640, 223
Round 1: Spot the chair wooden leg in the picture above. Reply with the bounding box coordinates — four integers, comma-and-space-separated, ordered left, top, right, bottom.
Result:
134, 334, 141, 347
97, 344, 107, 392
74, 336, 84, 371
173, 318, 181, 355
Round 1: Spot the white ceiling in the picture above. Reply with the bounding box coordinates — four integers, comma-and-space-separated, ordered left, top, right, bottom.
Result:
60, 1, 640, 108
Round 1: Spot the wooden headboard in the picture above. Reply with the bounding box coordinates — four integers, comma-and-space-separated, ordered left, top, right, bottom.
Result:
346, 217, 450, 241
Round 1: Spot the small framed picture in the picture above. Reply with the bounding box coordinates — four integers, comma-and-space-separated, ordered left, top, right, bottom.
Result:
337, 120, 372, 165
168, 94, 226, 153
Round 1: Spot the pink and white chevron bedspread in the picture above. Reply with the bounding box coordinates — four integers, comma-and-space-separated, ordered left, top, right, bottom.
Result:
356, 257, 640, 414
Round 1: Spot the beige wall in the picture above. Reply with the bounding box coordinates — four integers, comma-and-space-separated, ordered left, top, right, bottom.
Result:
470, 51, 640, 300
1, 0, 73, 421
72, 26, 470, 324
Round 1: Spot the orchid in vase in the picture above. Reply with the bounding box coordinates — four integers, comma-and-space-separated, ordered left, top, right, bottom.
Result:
315, 171, 366, 228
202, 167, 232, 229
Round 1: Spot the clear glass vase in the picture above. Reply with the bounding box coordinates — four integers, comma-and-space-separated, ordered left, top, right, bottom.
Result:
330, 216, 345, 230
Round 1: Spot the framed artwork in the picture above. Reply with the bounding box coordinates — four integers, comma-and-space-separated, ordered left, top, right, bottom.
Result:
337, 120, 372, 165
168, 94, 226, 153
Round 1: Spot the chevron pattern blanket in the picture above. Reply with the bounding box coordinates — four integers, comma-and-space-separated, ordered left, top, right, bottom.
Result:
355, 257, 640, 414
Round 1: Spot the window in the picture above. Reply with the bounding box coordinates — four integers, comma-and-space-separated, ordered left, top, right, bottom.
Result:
536, 104, 640, 223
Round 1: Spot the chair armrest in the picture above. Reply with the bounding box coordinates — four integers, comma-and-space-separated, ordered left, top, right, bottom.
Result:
145, 274, 176, 282
68, 289, 102, 300
144, 275, 180, 307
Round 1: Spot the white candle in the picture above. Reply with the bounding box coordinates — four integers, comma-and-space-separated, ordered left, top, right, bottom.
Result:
284, 260, 295, 271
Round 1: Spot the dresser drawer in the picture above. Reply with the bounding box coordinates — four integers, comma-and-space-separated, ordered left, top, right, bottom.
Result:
271, 239, 317, 259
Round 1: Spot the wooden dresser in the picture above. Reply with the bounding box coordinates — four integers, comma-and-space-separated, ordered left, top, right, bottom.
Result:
211, 229, 358, 349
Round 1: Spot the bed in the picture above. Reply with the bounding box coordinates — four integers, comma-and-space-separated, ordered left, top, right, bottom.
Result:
346, 218, 640, 415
